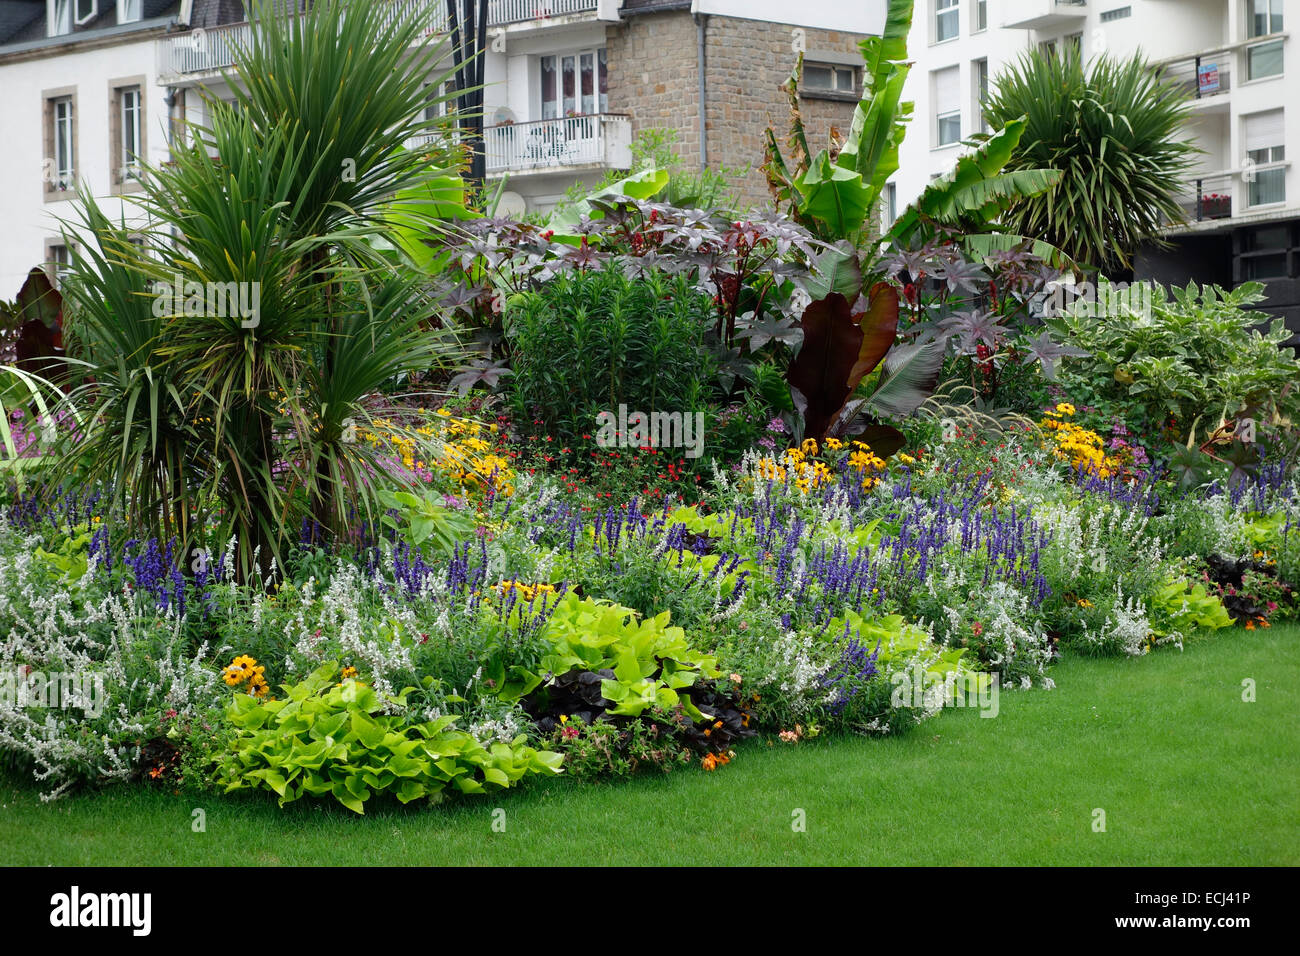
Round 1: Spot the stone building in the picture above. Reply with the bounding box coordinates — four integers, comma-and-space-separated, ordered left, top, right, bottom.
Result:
0, 1, 883, 292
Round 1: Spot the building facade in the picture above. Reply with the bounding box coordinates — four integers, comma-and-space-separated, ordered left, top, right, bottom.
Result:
894, 0, 1298, 329
0, 0, 884, 296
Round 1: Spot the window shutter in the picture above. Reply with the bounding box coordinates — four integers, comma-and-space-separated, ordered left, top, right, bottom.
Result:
1244, 109, 1284, 153
934, 67, 959, 115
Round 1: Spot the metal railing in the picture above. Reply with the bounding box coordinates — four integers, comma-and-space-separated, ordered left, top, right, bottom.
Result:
1155, 49, 1233, 100
492, 0, 598, 25
158, 0, 600, 80
1171, 173, 1235, 223
485, 114, 629, 172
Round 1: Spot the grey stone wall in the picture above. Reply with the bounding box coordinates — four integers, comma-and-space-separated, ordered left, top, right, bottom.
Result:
607, 10, 865, 211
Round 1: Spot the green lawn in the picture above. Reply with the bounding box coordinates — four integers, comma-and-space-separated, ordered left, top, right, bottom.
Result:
3, 625, 1297, 866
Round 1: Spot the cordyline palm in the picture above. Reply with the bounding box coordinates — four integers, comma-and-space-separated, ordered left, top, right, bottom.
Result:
983, 48, 1199, 277
54, 0, 465, 580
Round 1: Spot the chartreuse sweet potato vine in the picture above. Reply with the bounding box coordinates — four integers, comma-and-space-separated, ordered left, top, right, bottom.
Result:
215, 663, 562, 813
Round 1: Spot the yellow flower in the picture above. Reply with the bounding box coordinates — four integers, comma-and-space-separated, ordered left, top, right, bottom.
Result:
801, 438, 819, 455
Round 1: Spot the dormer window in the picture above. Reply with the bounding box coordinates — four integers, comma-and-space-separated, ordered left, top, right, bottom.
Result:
119, 0, 142, 23
49, 0, 72, 35
47, 0, 96, 35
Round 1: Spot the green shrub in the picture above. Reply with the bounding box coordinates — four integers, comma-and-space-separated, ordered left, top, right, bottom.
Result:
214, 663, 563, 813
1046, 280, 1300, 438
504, 265, 717, 447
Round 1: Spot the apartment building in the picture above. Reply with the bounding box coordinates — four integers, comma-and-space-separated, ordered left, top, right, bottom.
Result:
896, 0, 1299, 329
0, 0, 883, 296
0, 0, 180, 295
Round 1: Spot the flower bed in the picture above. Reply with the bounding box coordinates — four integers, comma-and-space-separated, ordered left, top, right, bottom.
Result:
3, 409, 1293, 810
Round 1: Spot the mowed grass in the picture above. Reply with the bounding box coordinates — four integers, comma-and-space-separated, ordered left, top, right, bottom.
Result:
2, 625, 1297, 866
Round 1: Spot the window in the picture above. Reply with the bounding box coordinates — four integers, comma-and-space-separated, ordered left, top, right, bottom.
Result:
1244, 109, 1286, 206
44, 92, 76, 196
974, 0, 987, 33
1249, 0, 1283, 38
803, 63, 858, 96
46, 242, 70, 289
1247, 39, 1284, 81
49, 0, 72, 35
935, 0, 959, 43
1239, 224, 1295, 280
422, 79, 454, 122
933, 66, 960, 147
973, 58, 989, 133
113, 84, 143, 186
539, 49, 607, 119
1100, 7, 1132, 23
1066, 33, 1083, 56
168, 87, 187, 150
118, 0, 141, 23
74, 0, 95, 24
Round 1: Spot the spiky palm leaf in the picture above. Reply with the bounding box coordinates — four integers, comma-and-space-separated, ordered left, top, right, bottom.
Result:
982, 48, 1199, 275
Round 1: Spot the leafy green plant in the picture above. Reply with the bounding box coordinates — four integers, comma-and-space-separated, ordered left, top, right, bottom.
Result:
377, 488, 479, 556
504, 264, 717, 447
760, 0, 1059, 452
1149, 575, 1233, 636
50, 0, 464, 579
215, 663, 563, 813
983, 47, 1199, 275
1045, 280, 1300, 440
528, 594, 721, 721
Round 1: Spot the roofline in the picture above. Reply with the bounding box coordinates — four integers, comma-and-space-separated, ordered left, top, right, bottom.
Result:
0, 16, 176, 65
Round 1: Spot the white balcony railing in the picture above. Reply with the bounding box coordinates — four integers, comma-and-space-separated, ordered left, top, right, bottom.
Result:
485, 114, 631, 173
493, 0, 598, 25
158, 0, 600, 81
1001, 0, 1086, 31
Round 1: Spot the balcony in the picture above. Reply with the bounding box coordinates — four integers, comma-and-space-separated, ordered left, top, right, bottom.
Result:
1153, 49, 1233, 109
485, 114, 631, 175
1171, 173, 1235, 225
1001, 0, 1086, 31
157, 0, 602, 82
495, 0, 599, 26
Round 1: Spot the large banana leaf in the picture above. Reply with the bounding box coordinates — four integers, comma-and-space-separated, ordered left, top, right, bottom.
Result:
865, 336, 948, 419
794, 153, 874, 238
887, 119, 1061, 244
959, 232, 1080, 275
547, 167, 670, 233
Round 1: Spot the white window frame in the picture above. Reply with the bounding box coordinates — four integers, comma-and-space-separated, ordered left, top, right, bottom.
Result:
802, 63, 858, 96
74, 0, 96, 25
120, 86, 141, 181
935, 0, 959, 44
48, 0, 72, 36
1248, 0, 1283, 39
973, 0, 987, 33
1244, 109, 1287, 207
118, 0, 142, 24
53, 96, 74, 189
1245, 38, 1284, 82
539, 48, 608, 120
933, 65, 961, 148
973, 58, 989, 134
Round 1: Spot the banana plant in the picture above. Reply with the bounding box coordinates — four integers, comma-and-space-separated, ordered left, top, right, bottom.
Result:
762, 0, 1067, 454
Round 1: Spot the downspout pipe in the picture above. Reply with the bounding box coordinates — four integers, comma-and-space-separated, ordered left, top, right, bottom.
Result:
695, 12, 706, 169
